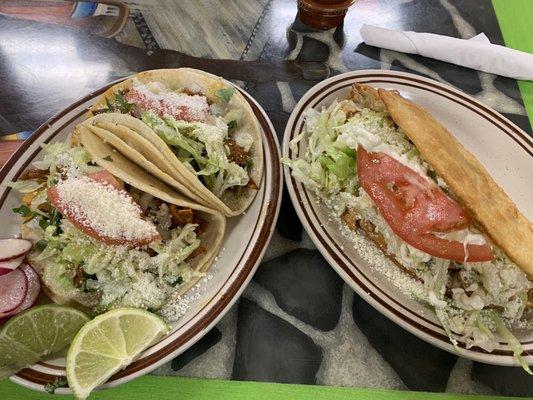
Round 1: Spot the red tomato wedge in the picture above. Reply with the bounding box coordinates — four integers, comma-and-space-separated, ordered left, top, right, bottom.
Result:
48, 171, 160, 247
357, 146, 492, 262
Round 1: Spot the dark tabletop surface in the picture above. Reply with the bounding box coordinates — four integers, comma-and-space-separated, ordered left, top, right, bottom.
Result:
0, 0, 532, 397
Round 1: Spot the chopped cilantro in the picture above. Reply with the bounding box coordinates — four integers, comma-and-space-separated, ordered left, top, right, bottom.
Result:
13, 205, 33, 218
38, 208, 63, 234
39, 218, 49, 230
34, 239, 48, 251
105, 97, 113, 110
245, 157, 254, 169
100, 92, 134, 114
103, 155, 113, 162
115, 92, 133, 113
50, 208, 63, 233
44, 377, 68, 394
215, 87, 236, 103
172, 276, 184, 287
227, 119, 237, 131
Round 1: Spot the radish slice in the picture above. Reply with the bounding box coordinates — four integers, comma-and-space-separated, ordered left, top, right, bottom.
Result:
0, 255, 25, 270
0, 265, 41, 319
0, 269, 28, 313
17, 264, 40, 312
0, 239, 32, 261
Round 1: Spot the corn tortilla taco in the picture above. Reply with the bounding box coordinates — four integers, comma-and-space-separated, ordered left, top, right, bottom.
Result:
86, 68, 264, 217
11, 127, 225, 320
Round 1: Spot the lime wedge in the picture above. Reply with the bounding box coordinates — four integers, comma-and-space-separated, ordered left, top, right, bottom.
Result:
0, 304, 89, 378
66, 307, 169, 400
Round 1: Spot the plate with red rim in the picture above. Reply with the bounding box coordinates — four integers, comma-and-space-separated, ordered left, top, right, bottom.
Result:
0, 79, 282, 393
283, 69, 533, 366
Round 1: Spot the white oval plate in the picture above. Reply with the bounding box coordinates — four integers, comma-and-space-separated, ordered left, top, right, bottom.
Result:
283, 70, 533, 366
1, 80, 282, 392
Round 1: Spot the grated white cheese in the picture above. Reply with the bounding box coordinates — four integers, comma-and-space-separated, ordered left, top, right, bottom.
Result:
126, 84, 208, 122
333, 209, 427, 301
158, 272, 214, 322
55, 176, 158, 241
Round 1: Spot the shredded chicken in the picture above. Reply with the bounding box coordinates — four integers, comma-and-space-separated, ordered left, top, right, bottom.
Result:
341, 208, 421, 282
186, 245, 207, 261
226, 139, 248, 167
193, 215, 208, 236
19, 168, 48, 181
169, 204, 194, 227
72, 266, 86, 289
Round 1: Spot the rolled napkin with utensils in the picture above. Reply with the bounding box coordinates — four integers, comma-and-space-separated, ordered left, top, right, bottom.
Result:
360, 24, 533, 80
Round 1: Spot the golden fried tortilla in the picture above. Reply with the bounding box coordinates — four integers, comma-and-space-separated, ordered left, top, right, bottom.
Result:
378, 87, 533, 278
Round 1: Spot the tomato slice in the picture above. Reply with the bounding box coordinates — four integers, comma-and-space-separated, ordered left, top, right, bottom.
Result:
48, 171, 160, 247
357, 146, 492, 262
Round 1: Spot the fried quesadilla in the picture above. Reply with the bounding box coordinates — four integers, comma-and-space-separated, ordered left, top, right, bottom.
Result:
285, 83, 533, 369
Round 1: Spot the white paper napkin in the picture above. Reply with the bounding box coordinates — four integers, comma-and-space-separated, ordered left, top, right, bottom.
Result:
360, 24, 533, 80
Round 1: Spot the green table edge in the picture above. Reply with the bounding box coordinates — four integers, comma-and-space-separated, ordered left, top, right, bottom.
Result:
0, 376, 530, 399
493, 0, 533, 133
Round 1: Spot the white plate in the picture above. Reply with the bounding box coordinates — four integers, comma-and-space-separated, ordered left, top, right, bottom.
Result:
0, 80, 282, 392
283, 70, 533, 366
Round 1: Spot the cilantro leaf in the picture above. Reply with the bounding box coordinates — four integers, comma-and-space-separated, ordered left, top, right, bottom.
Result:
50, 208, 63, 232
103, 155, 113, 162
37, 208, 63, 234
34, 239, 48, 251
39, 218, 49, 231
105, 97, 113, 110
13, 205, 33, 217
227, 120, 237, 131
44, 377, 68, 394
171, 276, 184, 287
115, 92, 126, 105
115, 92, 134, 113
215, 87, 236, 103
245, 157, 254, 169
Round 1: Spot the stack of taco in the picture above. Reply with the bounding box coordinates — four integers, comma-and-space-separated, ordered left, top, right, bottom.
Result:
10, 68, 263, 319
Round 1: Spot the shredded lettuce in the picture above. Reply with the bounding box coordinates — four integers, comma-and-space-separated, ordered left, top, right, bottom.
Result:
142, 111, 249, 194
283, 101, 356, 194
215, 87, 236, 103
36, 219, 201, 312
4, 180, 45, 193
31, 142, 70, 170
30, 143, 98, 184
493, 315, 532, 375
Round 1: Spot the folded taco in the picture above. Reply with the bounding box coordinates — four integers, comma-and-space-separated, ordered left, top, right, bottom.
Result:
285, 83, 533, 369
86, 68, 263, 217
10, 125, 225, 320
